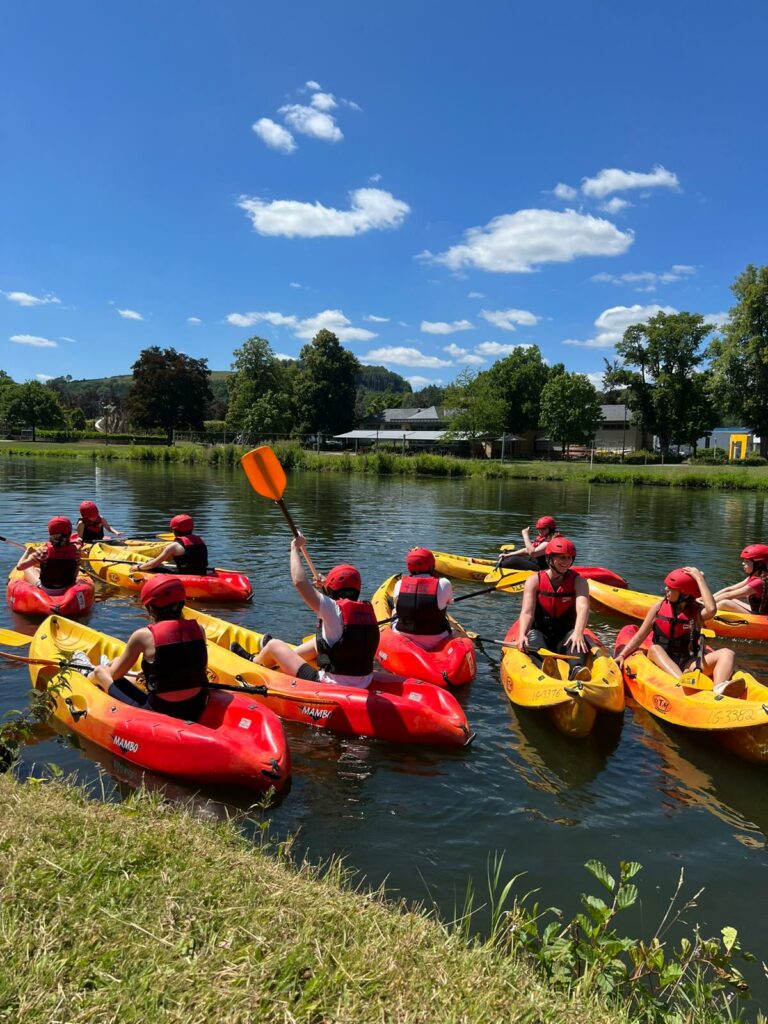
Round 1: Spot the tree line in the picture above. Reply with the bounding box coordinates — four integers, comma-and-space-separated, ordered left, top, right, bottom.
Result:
1, 264, 767, 451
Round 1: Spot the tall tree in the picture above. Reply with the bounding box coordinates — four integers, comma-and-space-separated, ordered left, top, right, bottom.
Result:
445, 369, 507, 448
126, 347, 212, 443
539, 373, 603, 455
226, 336, 286, 431
485, 346, 560, 435
605, 311, 714, 453
295, 329, 360, 435
0, 381, 67, 440
708, 265, 768, 456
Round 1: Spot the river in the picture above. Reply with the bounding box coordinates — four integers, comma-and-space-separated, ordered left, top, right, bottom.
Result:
2, 457, 767, 1001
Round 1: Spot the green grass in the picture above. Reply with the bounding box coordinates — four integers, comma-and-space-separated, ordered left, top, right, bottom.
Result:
0, 774, 631, 1024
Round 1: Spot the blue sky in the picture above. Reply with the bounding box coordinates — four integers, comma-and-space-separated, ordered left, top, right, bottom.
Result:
1, 1, 765, 392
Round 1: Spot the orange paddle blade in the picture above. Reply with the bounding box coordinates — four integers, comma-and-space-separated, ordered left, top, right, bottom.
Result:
241, 447, 287, 501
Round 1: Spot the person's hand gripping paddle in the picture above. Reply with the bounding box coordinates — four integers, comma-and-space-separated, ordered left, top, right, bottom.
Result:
240, 446, 321, 580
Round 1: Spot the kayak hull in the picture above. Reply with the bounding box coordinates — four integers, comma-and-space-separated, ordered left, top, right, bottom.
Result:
500, 622, 624, 738
6, 561, 95, 618
615, 624, 768, 763
370, 574, 476, 687
86, 542, 253, 601
432, 550, 627, 588
28, 615, 290, 792
185, 607, 474, 747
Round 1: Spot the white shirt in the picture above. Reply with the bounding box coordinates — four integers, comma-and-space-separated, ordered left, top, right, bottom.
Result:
315, 593, 374, 689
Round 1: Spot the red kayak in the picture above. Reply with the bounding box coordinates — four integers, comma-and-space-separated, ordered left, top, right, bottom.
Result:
6, 567, 95, 618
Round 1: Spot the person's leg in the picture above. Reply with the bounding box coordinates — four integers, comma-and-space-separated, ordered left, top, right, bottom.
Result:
254, 637, 317, 675
497, 554, 538, 571
648, 644, 688, 678
107, 677, 149, 707
524, 628, 547, 666
23, 567, 41, 586
716, 598, 751, 613
559, 630, 594, 680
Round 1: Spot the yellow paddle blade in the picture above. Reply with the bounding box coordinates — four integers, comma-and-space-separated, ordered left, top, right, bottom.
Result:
241, 446, 287, 501
678, 669, 711, 691
483, 568, 530, 591
0, 628, 34, 647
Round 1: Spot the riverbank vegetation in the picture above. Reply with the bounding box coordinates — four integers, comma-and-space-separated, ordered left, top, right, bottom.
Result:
0, 773, 758, 1023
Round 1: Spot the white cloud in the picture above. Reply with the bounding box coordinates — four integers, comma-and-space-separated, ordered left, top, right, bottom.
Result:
2, 290, 61, 307
581, 165, 679, 198
10, 334, 58, 348
704, 311, 729, 329
117, 308, 143, 320
586, 372, 604, 389
60, 336, 76, 343
420, 319, 474, 335
429, 208, 633, 273
591, 265, 696, 291
310, 91, 337, 112
275, 352, 296, 361
443, 343, 485, 365
672, 264, 695, 274
468, 291, 485, 299
553, 183, 578, 200
406, 375, 440, 388
364, 314, 389, 323
475, 341, 525, 356
305, 80, 321, 90
563, 303, 677, 348
599, 197, 631, 214
278, 103, 343, 142
342, 99, 362, 112
369, 173, 382, 183
226, 308, 376, 342
187, 317, 202, 326
361, 346, 452, 368
289, 281, 302, 289
252, 117, 296, 154
238, 187, 410, 238
35, 373, 54, 382
480, 307, 539, 331
226, 311, 298, 329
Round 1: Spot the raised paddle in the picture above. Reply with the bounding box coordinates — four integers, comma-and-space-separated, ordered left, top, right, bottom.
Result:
0, 629, 34, 647
241, 446, 321, 579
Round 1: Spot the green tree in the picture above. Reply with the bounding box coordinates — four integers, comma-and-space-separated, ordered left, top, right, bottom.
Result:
126, 347, 212, 443
445, 369, 507, 448
67, 406, 87, 431
226, 337, 285, 431
0, 381, 67, 440
411, 384, 447, 407
485, 346, 561, 435
605, 311, 715, 454
708, 265, 768, 456
539, 373, 603, 456
295, 330, 360, 435
240, 390, 295, 438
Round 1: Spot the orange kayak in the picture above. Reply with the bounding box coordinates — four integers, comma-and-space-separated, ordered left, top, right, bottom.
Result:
6, 557, 95, 618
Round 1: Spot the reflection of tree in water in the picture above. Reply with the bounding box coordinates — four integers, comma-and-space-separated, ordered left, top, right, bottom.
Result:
632, 705, 768, 848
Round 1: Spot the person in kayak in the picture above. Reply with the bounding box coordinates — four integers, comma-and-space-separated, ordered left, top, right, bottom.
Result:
140, 514, 210, 575
76, 500, 123, 543
712, 544, 768, 614
497, 515, 559, 571
616, 567, 741, 697
239, 534, 379, 689
513, 536, 592, 680
92, 575, 208, 720
391, 547, 454, 650
15, 516, 81, 591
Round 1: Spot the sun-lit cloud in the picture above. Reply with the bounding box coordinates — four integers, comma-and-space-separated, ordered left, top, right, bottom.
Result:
426, 208, 633, 274
226, 308, 376, 342
480, 308, 539, 331
406, 375, 441, 388
704, 311, 729, 329
10, 334, 58, 348
289, 281, 302, 289
226, 311, 297, 329
586, 371, 604, 389
581, 165, 680, 198
467, 291, 485, 299
563, 304, 677, 348
305, 80, 321, 90
275, 353, 296, 361
475, 341, 526, 356
278, 103, 343, 142
2, 290, 61, 307
591, 265, 696, 292
443, 343, 485, 365
364, 314, 389, 323
553, 183, 578, 201
369, 173, 382, 183
60, 336, 76, 343
117, 308, 143, 320
420, 319, 474, 335
252, 117, 296, 154
238, 187, 410, 238
310, 91, 337, 112
360, 346, 452, 368
186, 317, 202, 326
35, 373, 54, 382
599, 197, 631, 214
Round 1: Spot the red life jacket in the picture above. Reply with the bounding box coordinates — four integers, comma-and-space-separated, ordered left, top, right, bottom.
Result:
39, 541, 79, 589
80, 516, 105, 542
173, 534, 209, 574
395, 575, 450, 636
143, 619, 208, 697
652, 598, 700, 661
316, 598, 379, 676
746, 575, 768, 615
533, 569, 577, 638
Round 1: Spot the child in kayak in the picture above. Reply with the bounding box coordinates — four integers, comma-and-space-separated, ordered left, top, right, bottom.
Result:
497, 515, 559, 571
513, 536, 592, 680
140, 514, 210, 575
92, 575, 208, 721
15, 516, 81, 591
391, 547, 454, 651
712, 544, 768, 614
240, 534, 379, 689
616, 567, 741, 697
76, 500, 123, 543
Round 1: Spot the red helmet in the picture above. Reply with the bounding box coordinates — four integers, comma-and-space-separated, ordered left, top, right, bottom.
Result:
80, 500, 99, 520
406, 547, 435, 574
545, 537, 576, 559
48, 516, 72, 536
169, 514, 194, 535
664, 569, 700, 597
536, 515, 557, 532
740, 544, 768, 563
140, 575, 186, 608
325, 564, 361, 594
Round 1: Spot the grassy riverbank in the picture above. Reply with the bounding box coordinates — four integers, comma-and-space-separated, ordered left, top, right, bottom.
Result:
0, 774, 758, 1024
3, 440, 768, 489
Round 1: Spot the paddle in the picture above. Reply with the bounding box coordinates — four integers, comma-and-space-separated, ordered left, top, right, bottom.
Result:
226, 674, 340, 706
465, 632, 578, 659
241, 446, 321, 579
0, 650, 101, 670
0, 629, 34, 647
0, 535, 30, 551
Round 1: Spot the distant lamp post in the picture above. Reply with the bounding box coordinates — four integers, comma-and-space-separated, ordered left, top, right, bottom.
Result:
621, 404, 627, 461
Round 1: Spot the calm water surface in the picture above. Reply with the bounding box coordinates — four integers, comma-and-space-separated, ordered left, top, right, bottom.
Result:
2, 457, 767, 1001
